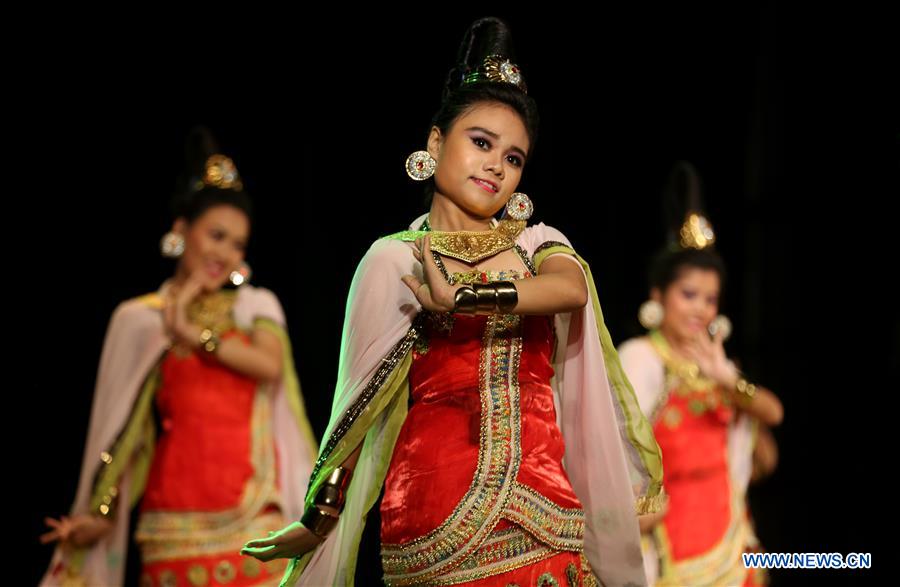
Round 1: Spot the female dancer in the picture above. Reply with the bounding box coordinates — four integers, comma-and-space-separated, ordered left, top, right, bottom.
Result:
41, 129, 318, 587
619, 162, 783, 585
244, 19, 663, 586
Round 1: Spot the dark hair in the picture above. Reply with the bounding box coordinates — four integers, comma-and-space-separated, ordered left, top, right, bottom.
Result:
424, 17, 539, 202
650, 160, 727, 292
172, 126, 254, 224
649, 247, 727, 293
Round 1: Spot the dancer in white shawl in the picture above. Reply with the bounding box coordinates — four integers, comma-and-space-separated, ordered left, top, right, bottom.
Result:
244, 18, 664, 587
41, 130, 317, 587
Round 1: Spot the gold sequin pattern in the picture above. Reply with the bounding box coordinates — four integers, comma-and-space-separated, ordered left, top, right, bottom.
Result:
635, 490, 669, 516
429, 229, 518, 264
579, 553, 599, 587
307, 318, 422, 496
662, 406, 683, 429
386, 218, 527, 266
414, 526, 559, 586
450, 268, 531, 286
503, 483, 585, 550
213, 560, 236, 584
381, 315, 524, 584
649, 330, 718, 393
565, 561, 579, 587
186, 290, 237, 336
186, 564, 208, 586
90, 368, 161, 522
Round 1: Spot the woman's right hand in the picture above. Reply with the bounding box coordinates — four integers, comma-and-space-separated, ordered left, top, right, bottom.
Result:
240, 521, 324, 561
40, 514, 113, 547
163, 274, 205, 348
402, 235, 460, 313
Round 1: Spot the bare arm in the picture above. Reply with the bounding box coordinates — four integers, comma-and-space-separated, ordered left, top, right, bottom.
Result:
726, 384, 784, 427
684, 330, 784, 427
186, 323, 283, 382
164, 277, 283, 382
403, 236, 588, 315
751, 424, 779, 482
242, 443, 364, 561
511, 254, 588, 314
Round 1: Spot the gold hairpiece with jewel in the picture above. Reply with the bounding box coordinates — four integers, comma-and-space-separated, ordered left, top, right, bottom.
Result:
196, 154, 243, 190
463, 55, 527, 94
679, 213, 716, 250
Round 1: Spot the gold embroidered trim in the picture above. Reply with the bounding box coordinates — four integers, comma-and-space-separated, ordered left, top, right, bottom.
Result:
503, 483, 584, 550
306, 318, 422, 495
381, 315, 524, 583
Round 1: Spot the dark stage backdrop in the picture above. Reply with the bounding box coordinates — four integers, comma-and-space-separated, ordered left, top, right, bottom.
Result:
12, 8, 894, 586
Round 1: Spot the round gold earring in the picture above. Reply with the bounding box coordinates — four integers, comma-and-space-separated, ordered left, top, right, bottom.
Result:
405, 150, 436, 181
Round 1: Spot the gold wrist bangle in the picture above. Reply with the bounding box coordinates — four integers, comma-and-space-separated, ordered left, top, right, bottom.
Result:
734, 377, 757, 405
453, 282, 519, 314
492, 281, 518, 313
300, 506, 339, 538
314, 467, 353, 511
471, 283, 498, 313
316, 485, 343, 509
199, 328, 220, 353
453, 286, 478, 313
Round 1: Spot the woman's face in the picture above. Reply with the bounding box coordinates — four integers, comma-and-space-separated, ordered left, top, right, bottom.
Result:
175, 204, 249, 292
428, 101, 530, 218
656, 267, 721, 342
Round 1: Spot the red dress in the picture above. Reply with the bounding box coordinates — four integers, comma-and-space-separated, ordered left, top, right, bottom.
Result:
136, 331, 287, 587
380, 270, 596, 586
646, 332, 765, 586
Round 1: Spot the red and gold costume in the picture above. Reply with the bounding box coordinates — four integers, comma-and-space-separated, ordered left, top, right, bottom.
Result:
42, 286, 317, 587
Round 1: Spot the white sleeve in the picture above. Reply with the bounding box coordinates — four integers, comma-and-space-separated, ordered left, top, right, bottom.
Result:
617, 338, 666, 418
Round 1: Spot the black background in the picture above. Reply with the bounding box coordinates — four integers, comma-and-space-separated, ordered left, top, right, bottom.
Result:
12, 7, 896, 585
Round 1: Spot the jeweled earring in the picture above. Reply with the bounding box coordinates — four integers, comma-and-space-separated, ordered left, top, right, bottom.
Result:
405, 150, 436, 181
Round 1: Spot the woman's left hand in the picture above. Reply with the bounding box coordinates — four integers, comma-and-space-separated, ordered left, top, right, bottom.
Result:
241, 521, 323, 561
683, 328, 738, 388
402, 235, 459, 312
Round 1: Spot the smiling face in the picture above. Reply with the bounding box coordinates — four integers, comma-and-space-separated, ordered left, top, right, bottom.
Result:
656, 267, 721, 342
427, 101, 530, 219
174, 204, 249, 292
